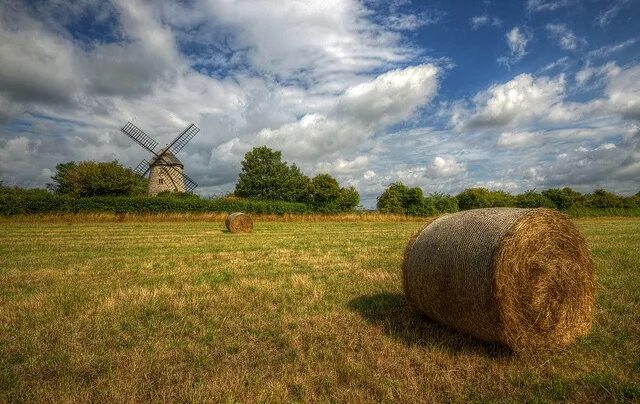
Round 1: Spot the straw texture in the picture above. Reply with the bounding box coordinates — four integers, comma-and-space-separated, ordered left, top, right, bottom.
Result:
225, 212, 253, 233
402, 208, 595, 351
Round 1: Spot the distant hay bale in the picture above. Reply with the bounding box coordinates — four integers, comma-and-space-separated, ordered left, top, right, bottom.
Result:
225, 212, 253, 233
402, 208, 595, 352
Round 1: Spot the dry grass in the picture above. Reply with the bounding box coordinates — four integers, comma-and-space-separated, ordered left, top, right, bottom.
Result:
0, 212, 429, 224
0, 217, 639, 402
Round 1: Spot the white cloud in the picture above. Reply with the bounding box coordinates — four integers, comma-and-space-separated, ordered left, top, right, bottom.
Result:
575, 62, 621, 87
385, 10, 444, 31
540, 56, 570, 73
587, 37, 639, 59
363, 170, 376, 181
527, 0, 573, 12
316, 156, 370, 175
498, 27, 531, 67
525, 131, 639, 189
606, 65, 640, 120
596, 0, 630, 28
257, 64, 439, 159
190, 0, 416, 90
0, 16, 78, 108
454, 73, 577, 130
470, 15, 501, 30
497, 131, 538, 147
545, 24, 587, 50
427, 156, 465, 178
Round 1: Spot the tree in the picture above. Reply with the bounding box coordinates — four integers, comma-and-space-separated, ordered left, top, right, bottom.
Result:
427, 192, 459, 213
587, 189, 623, 208
541, 188, 574, 210
310, 174, 341, 212
47, 161, 77, 193
281, 164, 312, 203
515, 190, 554, 208
456, 188, 515, 210
377, 182, 435, 215
234, 147, 310, 202
456, 188, 490, 210
337, 186, 360, 211
377, 183, 410, 214
309, 174, 359, 212
49, 161, 147, 197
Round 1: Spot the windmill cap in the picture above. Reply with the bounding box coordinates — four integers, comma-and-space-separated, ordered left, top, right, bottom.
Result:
151, 149, 183, 168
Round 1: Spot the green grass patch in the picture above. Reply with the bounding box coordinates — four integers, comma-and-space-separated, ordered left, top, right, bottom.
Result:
0, 217, 639, 401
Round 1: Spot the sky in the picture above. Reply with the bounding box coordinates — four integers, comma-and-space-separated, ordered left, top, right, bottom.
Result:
0, 0, 639, 207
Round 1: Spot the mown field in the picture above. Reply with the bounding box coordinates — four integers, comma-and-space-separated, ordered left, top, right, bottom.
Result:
1, 216, 639, 402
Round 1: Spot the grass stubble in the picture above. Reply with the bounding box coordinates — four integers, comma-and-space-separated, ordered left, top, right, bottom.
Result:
0, 216, 638, 402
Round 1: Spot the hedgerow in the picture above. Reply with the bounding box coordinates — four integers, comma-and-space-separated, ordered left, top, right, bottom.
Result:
0, 187, 310, 216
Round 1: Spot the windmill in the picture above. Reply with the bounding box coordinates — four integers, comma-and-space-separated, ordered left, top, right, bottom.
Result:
121, 121, 200, 195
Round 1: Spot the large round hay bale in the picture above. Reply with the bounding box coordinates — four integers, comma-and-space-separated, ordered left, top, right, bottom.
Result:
403, 208, 594, 351
225, 212, 253, 233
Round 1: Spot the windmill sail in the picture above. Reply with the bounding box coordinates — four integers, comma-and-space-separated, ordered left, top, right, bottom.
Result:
121, 121, 159, 153
133, 159, 151, 176
161, 163, 198, 192
166, 124, 200, 155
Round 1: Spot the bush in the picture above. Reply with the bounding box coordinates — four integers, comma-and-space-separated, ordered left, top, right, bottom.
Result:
456, 188, 515, 210
515, 191, 555, 208
377, 183, 432, 215
586, 189, 624, 209
427, 192, 459, 213
0, 188, 311, 216
48, 161, 147, 197
541, 188, 575, 210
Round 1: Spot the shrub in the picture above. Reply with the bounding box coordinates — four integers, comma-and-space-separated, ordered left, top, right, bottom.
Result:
377, 183, 431, 215
515, 191, 555, 208
427, 192, 459, 213
541, 188, 575, 210
456, 188, 515, 210
48, 161, 147, 197
0, 188, 311, 216
586, 189, 624, 209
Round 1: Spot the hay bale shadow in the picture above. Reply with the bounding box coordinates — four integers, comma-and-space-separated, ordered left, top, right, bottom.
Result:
348, 293, 511, 358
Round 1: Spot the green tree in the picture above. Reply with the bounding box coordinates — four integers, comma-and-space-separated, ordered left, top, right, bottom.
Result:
376, 187, 404, 214
47, 161, 77, 193
456, 188, 490, 210
310, 174, 341, 212
587, 189, 623, 208
376, 182, 436, 216
234, 147, 311, 202
456, 188, 515, 210
50, 161, 147, 197
281, 164, 312, 203
337, 186, 360, 211
427, 192, 459, 213
541, 188, 574, 210
515, 190, 555, 208
377, 183, 410, 214
308, 174, 360, 212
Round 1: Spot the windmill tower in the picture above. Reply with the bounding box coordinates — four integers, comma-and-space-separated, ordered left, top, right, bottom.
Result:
120, 121, 200, 195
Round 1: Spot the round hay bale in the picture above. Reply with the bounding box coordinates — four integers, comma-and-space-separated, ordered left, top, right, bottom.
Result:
225, 212, 253, 233
403, 208, 594, 351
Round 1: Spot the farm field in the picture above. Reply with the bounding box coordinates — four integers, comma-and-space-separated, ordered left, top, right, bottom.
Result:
1, 217, 639, 402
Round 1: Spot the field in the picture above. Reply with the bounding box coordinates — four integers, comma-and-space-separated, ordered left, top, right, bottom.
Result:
1, 216, 639, 402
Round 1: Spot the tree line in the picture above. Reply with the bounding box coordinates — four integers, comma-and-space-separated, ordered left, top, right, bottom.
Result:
377, 183, 640, 215
2, 145, 639, 216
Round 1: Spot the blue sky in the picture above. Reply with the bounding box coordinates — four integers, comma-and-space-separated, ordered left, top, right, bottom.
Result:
0, 0, 639, 206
